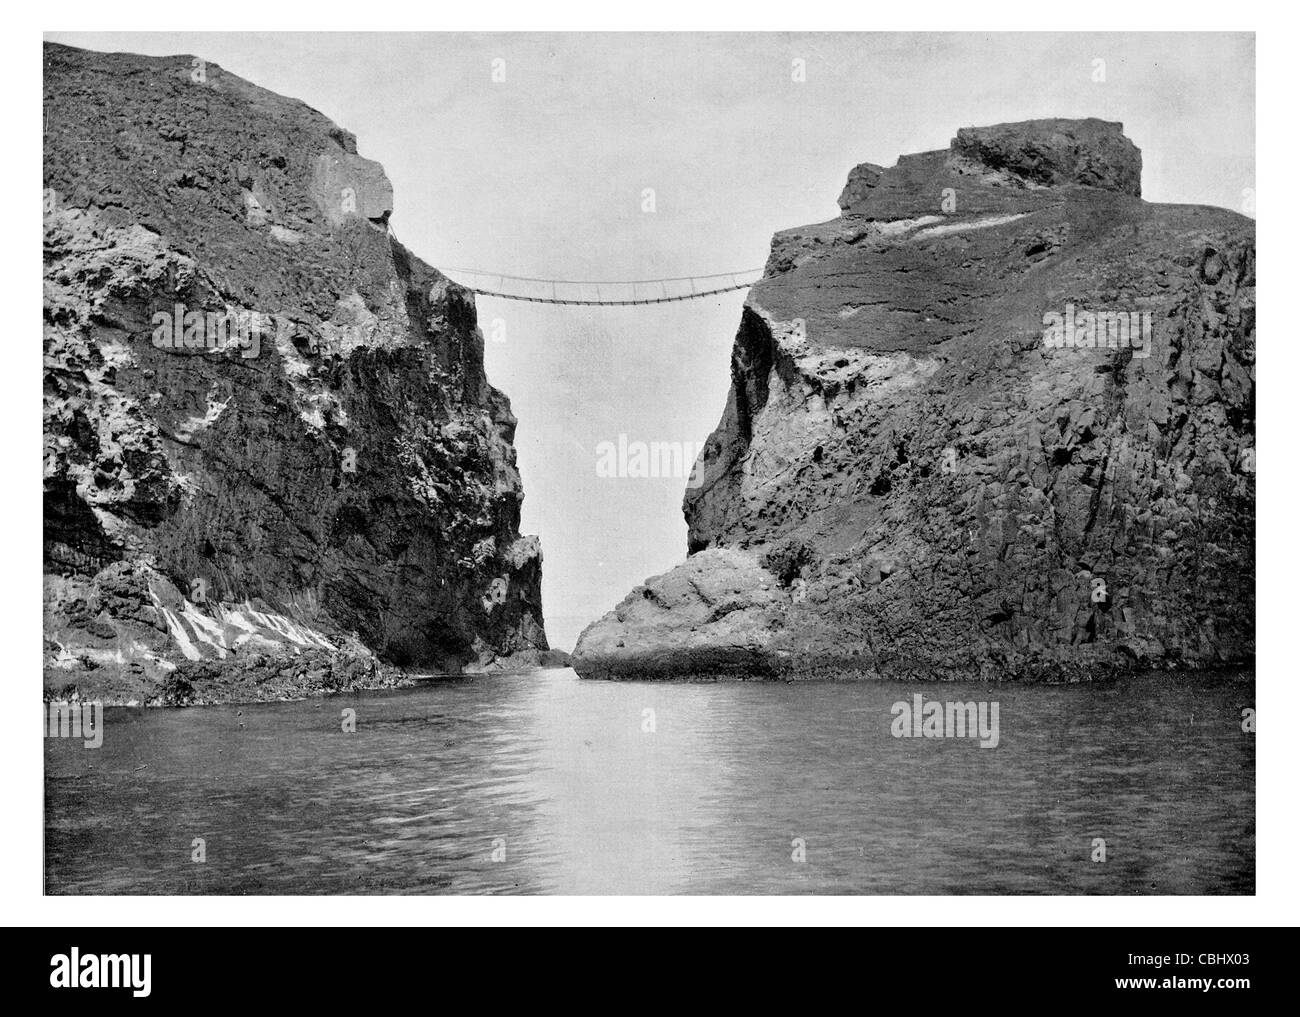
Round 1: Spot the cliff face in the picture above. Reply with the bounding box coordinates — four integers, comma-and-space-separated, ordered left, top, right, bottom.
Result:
43, 43, 548, 703
574, 119, 1254, 681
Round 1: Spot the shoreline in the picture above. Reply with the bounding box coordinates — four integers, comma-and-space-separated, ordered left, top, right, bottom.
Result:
44, 661, 1254, 709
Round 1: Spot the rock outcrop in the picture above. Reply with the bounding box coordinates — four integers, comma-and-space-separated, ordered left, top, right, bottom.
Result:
43, 43, 550, 703
575, 119, 1254, 681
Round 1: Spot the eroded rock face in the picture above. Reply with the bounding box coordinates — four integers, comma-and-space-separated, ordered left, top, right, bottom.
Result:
574, 118, 1254, 682
43, 43, 549, 701
952, 119, 1142, 197
44, 561, 403, 706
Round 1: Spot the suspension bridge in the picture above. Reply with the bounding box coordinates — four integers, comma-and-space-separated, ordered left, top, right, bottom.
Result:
441, 267, 765, 306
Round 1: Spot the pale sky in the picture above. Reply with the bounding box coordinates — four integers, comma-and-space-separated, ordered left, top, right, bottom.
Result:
47, 32, 1255, 649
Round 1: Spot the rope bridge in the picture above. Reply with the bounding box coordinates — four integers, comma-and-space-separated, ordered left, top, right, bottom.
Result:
442, 267, 764, 306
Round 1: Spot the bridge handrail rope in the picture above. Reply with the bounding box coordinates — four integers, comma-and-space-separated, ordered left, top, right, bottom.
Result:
442, 267, 765, 285
440, 266, 765, 306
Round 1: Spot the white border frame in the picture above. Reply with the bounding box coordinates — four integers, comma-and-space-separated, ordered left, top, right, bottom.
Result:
10, 4, 1286, 927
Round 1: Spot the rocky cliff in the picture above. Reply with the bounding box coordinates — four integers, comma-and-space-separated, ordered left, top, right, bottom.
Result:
574, 119, 1254, 681
43, 43, 549, 704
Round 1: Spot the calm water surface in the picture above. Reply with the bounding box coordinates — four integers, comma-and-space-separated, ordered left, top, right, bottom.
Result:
45, 669, 1254, 894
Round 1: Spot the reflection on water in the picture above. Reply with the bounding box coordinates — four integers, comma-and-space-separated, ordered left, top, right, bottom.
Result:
45, 669, 1254, 894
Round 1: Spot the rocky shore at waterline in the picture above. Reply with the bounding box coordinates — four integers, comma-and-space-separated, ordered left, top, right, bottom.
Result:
43, 557, 573, 707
